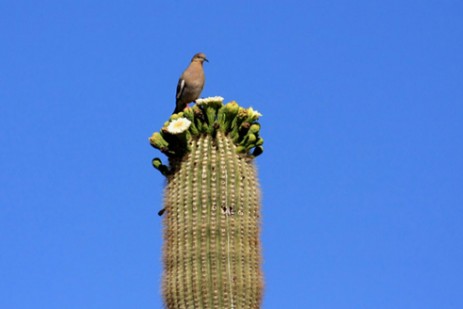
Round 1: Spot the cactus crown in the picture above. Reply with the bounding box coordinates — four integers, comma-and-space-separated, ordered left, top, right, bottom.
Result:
149, 97, 263, 173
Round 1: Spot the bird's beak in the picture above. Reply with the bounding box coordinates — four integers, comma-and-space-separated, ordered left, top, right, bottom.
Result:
204, 58, 209, 62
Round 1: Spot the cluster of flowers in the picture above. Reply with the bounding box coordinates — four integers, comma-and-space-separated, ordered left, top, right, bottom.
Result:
149, 97, 263, 163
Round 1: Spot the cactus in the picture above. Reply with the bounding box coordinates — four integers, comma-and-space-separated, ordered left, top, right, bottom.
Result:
150, 97, 264, 309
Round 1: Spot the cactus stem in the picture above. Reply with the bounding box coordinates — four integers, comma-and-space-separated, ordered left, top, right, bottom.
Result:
150, 98, 264, 308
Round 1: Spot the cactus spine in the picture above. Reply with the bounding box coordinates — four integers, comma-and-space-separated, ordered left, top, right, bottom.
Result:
150, 97, 264, 308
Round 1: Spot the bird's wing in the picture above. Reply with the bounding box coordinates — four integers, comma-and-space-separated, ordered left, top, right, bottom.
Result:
176, 78, 185, 101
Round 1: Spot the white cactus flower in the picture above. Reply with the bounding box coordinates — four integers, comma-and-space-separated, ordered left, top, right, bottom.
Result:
196, 96, 225, 105
166, 117, 192, 134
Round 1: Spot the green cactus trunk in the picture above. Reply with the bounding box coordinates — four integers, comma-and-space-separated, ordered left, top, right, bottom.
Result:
150, 98, 264, 309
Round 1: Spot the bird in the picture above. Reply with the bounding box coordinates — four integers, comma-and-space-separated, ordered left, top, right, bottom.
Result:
173, 52, 208, 114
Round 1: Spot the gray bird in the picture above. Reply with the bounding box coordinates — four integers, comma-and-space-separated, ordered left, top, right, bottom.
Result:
173, 52, 208, 114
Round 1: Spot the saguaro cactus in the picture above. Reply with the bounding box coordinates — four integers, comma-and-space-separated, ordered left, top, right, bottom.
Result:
149, 97, 264, 309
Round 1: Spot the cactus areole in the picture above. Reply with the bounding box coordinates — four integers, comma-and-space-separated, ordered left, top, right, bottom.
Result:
149, 97, 264, 309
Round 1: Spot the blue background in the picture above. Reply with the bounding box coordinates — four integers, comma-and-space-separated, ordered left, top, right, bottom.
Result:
1, 1, 462, 308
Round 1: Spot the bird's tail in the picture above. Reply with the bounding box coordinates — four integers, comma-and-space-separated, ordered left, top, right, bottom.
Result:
172, 100, 183, 114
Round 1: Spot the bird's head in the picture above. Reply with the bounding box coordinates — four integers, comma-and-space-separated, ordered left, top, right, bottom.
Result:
191, 52, 209, 64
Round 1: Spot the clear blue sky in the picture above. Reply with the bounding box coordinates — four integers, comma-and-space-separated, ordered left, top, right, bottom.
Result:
1, 1, 462, 308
